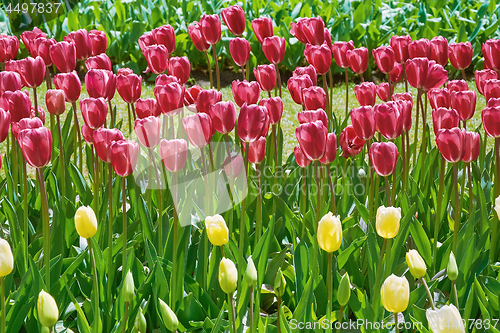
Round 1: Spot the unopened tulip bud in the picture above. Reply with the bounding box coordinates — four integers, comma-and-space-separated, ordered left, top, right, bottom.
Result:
246, 256, 258, 287
0, 239, 13, 277
337, 273, 351, 306
123, 270, 135, 303
219, 258, 238, 294
134, 308, 147, 333
381, 274, 409, 313
274, 268, 286, 298
426, 304, 465, 333
41, 327, 50, 333
495, 196, 500, 220
37, 290, 59, 328
205, 214, 229, 246
447, 252, 458, 281
74, 206, 98, 239
317, 212, 343, 253
376, 206, 401, 239
406, 249, 426, 279
158, 298, 178, 332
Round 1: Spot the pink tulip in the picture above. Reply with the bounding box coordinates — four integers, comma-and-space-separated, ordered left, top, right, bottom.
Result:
85, 53, 112, 71
462, 131, 480, 163
197, 89, 222, 113
110, 140, 139, 177
304, 43, 331, 75
85, 69, 116, 101
80, 97, 108, 129
116, 73, 142, 104
339, 125, 364, 158
248, 137, 266, 164
135, 116, 161, 148
154, 82, 185, 116
209, 101, 237, 134
136, 98, 161, 119
428, 88, 451, 110
183, 113, 213, 148
430, 36, 449, 66
346, 47, 369, 74
263, 36, 286, 64
482, 106, 500, 137
372, 46, 395, 74
152, 25, 176, 54
49, 41, 76, 73
251, 18, 274, 44
200, 15, 222, 45
390, 35, 411, 63
54, 71, 81, 103
350, 106, 375, 140
376, 83, 392, 102
89, 30, 107, 56
237, 103, 269, 143
369, 142, 399, 176
451, 90, 476, 121
294, 145, 311, 167
302, 86, 327, 111
143, 45, 169, 74
295, 120, 327, 160
229, 38, 251, 67
297, 109, 328, 128
449, 42, 473, 70
159, 139, 188, 172
408, 38, 431, 59
374, 102, 403, 140
287, 74, 313, 105
232, 80, 261, 107
332, 41, 354, 69
0, 35, 19, 63
436, 127, 465, 163
475, 69, 498, 96
354, 82, 376, 106
293, 65, 317, 85
18, 127, 52, 168
221, 5, 246, 36
188, 22, 210, 52
432, 107, 459, 135
64, 29, 92, 60
259, 97, 283, 125
254, 65, 276, 92
93, 128, 125, 163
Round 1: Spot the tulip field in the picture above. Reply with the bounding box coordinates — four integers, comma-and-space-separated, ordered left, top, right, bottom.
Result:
2, 0, 500, 333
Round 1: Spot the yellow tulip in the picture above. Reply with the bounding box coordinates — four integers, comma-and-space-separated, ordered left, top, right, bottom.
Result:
205, 214, 229, 246
0, 239, 13, 277
426, 304, 465, 333
376, 206, 401, 239
219, 258, 238, 294
37, 290, 59, 328
406, 249, 426, 279
380, 274, 409, 313
74, 206, 98, 239
317, 212, 342, 253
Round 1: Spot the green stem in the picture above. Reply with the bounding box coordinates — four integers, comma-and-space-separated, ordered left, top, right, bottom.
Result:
323, 73, 331, 132
272, 124, 278, 189
171, 172, 179, 309
56, 115, 66, 195
452, 281, 459, 308
239, 142, 249, 276
33, 87, 38, 118
250, 286, 255, 333
108, 100, 114, 128
373, 239, 387, 300
385, 176, 391, 206
22, 159, 28, 271
12, 133, 17, 195
433, 157, 445, 272
122, 176, 127, 270
328, 164, 336, 215
401, 134, 406, 192
336, 305, 344, 333
491, 138, 500, 263
395, 312, 399, 333
403, 63, 408, 92
274, 63, 282, 98
121, 302, 129, 333
88, 239, 100, 333
327, 253, 333, 333
255, 163, 263, 248
313, 160, 321, 280
412, 90, 421, 172
150, 149, 163, 257
453, 163, 459, 254
329, 69, 334, 128
205, 51, 213, 89
212, 45, 220, 91
419, 93, 428, 186
37, 168, 50, 291
127, 103, 132, 134
422, 278, 436, 310
71, 102, 83, 172
229, 293, 236, 333
107, 163, 114, 308
277, 296, 282, 333
300, 168, 307, 238
467, 163, 473, 219
1, 277, 5, 333
344, 68, 349, 120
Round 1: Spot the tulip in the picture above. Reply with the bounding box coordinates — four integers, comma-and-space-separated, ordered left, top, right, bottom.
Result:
370, 142, 399, 176
219, 258, 238, 294
248, 136, 266, 164
123, 270, 135, 303
117, 68, 134, 76
302, 86, 326, 111
199, 14, 222, 45
295, 120, 327, 160
167, 56, 191, 85
376, 83, 391, 102
14, 56, 45, 88
158, 298, 178, 332
484, 79, 500, 100
253, 65, 276, 92
297, 17, 325, 45
426, 304, 465, 333
135, 98, 161, 118
0, 71, 22, 96
447, 80, 469, 92
184, 85, 203, 109
331, 41, 354, 68
409, 38, 431, 59
32, 37, 56, 67
351, 106, 375, 140
263, 36, 286, 65
134, 308, 147, 333
110, 140, 139, 177
143, 45, 168, 74
221, 5, 246, 36
18, 127, 52, 168
204, 214, 229, 246
85, 53, 112, 71
0, 109, 10, 143
423, 61, 448, 92
319, 133, 337, 164
74, 206, 98, 238
116, 74, 142, 104
197, 89, 222, 113
81, 124, 95, 144
339, 125, 365, 158
0, 35, 19, 63
390, 63, 404, 83
392, 92, 413, 103
304, 43, 331, 75
380, 274, 410, 313
251, 17, 273, 44
154, 82, 185, 116
287, 74, 313, 105
93, 128, 125, 163
475, 69, 498, 96
37, 290, 59, 328
374, 102, 403, 140
428, 88, 451, 110
229, 38, 251, 67
4, 90, 31, 122
297, 109, 328, 128
152, 25, 176, 54
89, 30, 107, 56
376, 206, 401, 238
245, 257, 258, 286
346, 47, 369, 75
209, 101, 237, 134
223, 154, 244, 178
462, 131, 480, 163
64, 29, 92, 60
155, 74, 179, 86
80, 98, 108, 129
21, 28, 46, 56
406, 249, 427, 279
183, 113, 212, 148
432, 107, 459, 135
159, 139, 188, 172
317, 212, 342, 252
451, 90, 476, 121
237, 103, 268, 143
430, 36, 449, 66
447, 252, 459, 281
481, 106, 500, 137
337, 273, 351, 306
290, 18, 309, 44
11, 117, 43, 141
259, 97, 283, 124
188, 22, 210, 52
54, 71, 81, 103
0, 238, 13, 279
372, 46, 395, 74
354, 82, 377, 106
405, 57, 429, 89
449, 41, 473, 71
85, 69, 116, 101
390, 35, 411, 63
294, 145, 311, 167
49, 41, 76, 73
393, 97, 413, 132
232, 80, 261, 107
293, 65, 317, 85
135, 116, 161, 148
274, 268, 286, 297
436, 127, 465, 163
483, 39, 500, 71
45, 89, 66, 117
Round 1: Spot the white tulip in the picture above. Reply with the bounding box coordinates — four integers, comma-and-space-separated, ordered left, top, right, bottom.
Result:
426, 304, 465, 333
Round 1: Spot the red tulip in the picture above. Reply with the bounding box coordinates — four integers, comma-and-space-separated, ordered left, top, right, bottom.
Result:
254, 65, 276, 92
85, 53, 112, 71
488, 98, 500, 107
200, 14, 222, 45
251, 18, 274, 44
223, 154, 244, 178
290, 18, 308, 44
15, 56, 45, 88
184, 85, 203, 109
54, 71, 81, 103
392, 92, 413, 103
12, 117, 43, 140
197, 89, 222, 113
323, 29, 332, 50
0, 71, 22, 96
298, 109, 328, 128
237, 103, 268, 143
304, 43, 331, 75
0, 109, 10, 142
447, 80, 469, 92
135, 116, 161, 148
423, 61, 448, 92
369, 142, 399, 176
462, 131, 480, 163
93, 128, 125, 163
483, 39, 500, 71
394, 98, 413, 132
45, 89, 66, 116
183, 113, 213, 148
232, 80, 261, 107
287, 74, 313, 105
209, 101, 237, 134
390, 35, 411, 64
430, 36, 449, 66
229, 38, 251, 66
432, 107, 459, 135
339, 125, 364, 158
259, 97, 283, 124
64, 29, 92, 60
152, 25, 176, 54
85, 69, 116, 101
110, 140, 139, 177
0, 35, 19, 63
89, 30, 107, 56
117, 74, 142, 104
346, 47, 369, 74
221, 5, 246, 36
428, 88, 451, 110
302, 86, 326, 111
408, 38, 431, 59
155, 74, 179, 86
405, 57, 429, 89
484, 79, 500, 101
20, 28, 46, 56
295, 120, 327, 160
159, 139, 188, 172
139, 33, 156, 52
136, 98, 161, 118
49, 41, 76, 73
451, 90, 476, 121
18, 127, 52, 168
354, 82, 377, 106
373, 46, 395, 74
293, 65, 317, 85
263, 36, 286, 65
376, 83, 392, 102
4, 90, 31, 122
143, 45, 168, 75
117, 68, 134, 76
351, 106, 375, 140
188, 22, 210, 52
247, 136, 266, 164
374, 102, 403, 140
82, 124, 95, 144
30, 106, 46, 124
475, 69, 498, 96
32, 38, 56, 67
436, 127, 465, 163
482, 106, 500, 137
80, 97, 108, 129
297, 17, 325, 45
390, 63, 404, 83
294, 145, 311, 167
332, 41, 354, 69
154, 82, 185, 116
448, 42, 473, 70
319, 132, 337, 164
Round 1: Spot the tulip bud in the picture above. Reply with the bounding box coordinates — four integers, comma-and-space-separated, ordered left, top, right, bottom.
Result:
406, 249, 426, 279
134, 308, 147, 333
0, 239, 13, 277
123, 270, 135, 303
41, 326, 50, 333
447, 252, 459, 282
37, 290, 59, 327
205, 214, 229, 246
426, 304, 465, 333
74, 206, 98, 239
158, 298, 178, 332
246, 256, 258, 287
337, 273, 351, 306
219, 258, 238, 294
381, 274, 410, 313
317, 212, 342, 253
376, 206, 401, 239
274, 268, 286, 297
